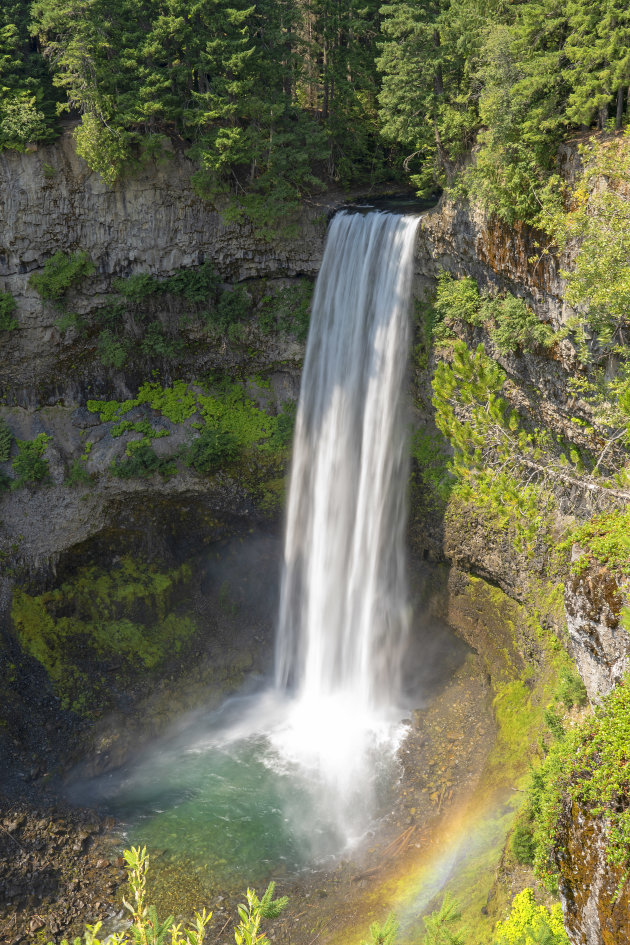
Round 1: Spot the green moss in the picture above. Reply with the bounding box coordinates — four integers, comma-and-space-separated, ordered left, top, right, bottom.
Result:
11, 557, 196, 716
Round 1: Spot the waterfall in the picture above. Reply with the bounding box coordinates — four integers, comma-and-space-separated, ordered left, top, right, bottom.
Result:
271, 211, 420, 814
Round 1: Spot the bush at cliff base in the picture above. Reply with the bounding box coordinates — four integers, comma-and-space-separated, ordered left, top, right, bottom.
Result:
494, 889, 568, 945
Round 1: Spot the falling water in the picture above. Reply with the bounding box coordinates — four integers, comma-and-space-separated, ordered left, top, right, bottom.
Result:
82, 209, 423, 881
272, 210, 420, 825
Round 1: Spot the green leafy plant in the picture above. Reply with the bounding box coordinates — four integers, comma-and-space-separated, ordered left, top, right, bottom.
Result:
140, 323, 181, 359
185, 426, 239, 475
258, 281, 312, 341
29, 251, 95, 301
65, 457, 92, 487
110, 442, 176, 480
0, 418, 13, 462
234, 882, 288, 945
56, 311, 85, 336
0, 291, 18, 330
493, 888, 568, 944
362, 914, 399, 945
528, 675, 630, 890
422, 894, 465, 945
11, 432, 51, 488
49, 846, 212, 945
97, 329, 130, 369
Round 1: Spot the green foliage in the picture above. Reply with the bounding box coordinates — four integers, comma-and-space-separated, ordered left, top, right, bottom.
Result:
569, 508, 630, 576
49, 846, 212, 945
548, 135, 630, 359
29, 251, 95, 301
110, 442, 176, 480
113, 262, 221, 305
56, 311, 85, 336
185, 427, 240, 475
258, 281, 312, 342
140, 323, 182, 359
11, 432, 51, 489
29, 0, 385, 219
434, 273, 484, 329
213, 286, 251, 335
0, 291, 17, 330
432, 341, 556, 552
510, 815, 536, 866
234, 882, 288, 945
12, 558, 196, 714
411, 428, 453, 507
486, 296, 555, 356
529, 676, 630, 888
0, 1, 57, 151
432, 272, 555, 355
0, 418, 13, 462
362, 914, 399, 945
493, 889, 568, 945
556, 667, 588, 709
65, 457, 92, 487
97, 329, 130, 369
422, 893, 466, 945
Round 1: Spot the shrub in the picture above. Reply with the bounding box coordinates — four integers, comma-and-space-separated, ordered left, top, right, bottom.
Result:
140, 322, 181, 358
166, 261, 221, 303
111, 442, 176, 479
434, 272, 484, 328
65, 458, 92, 487
56, 311, 85, 336
530, 675, 630, 889
258, 281, 312, 341
493, 889, 568, 945
97, 329, 130, 369
185, 426, 240, 474
510, 817, 535, 865
113, 272, 162, 301
29, 251, 95, 301
487, 295, 555, 355
11, 433, 51, 488
214, 285, 250, 332
0, 291, 17, 330
0, 419, 13, 462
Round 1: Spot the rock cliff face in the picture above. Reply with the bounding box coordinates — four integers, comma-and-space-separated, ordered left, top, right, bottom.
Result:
556, 802, 630, 945
565, 550, 630, 702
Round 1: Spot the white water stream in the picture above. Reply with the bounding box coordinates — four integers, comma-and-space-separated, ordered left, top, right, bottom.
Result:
270, 210, 421, 839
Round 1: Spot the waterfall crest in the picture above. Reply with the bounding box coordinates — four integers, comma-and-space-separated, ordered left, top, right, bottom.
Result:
275, 210, 420, 721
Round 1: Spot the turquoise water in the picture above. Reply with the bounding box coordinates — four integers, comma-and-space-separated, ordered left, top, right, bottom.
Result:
87, 690, 402, 894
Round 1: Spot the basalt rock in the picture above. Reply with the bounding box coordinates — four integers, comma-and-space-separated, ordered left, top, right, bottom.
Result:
555, 800, 630, 945
564, 549, 630, 702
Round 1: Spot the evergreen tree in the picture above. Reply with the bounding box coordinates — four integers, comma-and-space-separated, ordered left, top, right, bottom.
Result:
0, 0, 56, 149
565, 0, 630, 129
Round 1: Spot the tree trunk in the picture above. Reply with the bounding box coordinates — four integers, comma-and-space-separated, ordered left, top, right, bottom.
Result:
616, 85, 624, 130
